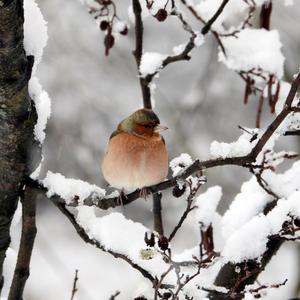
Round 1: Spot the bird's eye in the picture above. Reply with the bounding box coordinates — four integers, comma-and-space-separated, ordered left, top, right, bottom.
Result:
143, 124, 152, 129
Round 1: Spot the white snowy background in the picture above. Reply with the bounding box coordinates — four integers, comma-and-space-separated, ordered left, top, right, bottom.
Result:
2, 0, 300, 299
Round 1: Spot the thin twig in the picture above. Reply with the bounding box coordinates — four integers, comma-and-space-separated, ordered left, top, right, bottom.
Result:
132, 0, 151, 108
201, 0, 229, 35
109, 290, 120, 300
168, 179, 203, 242
70, 269, 79, 300
153, 192, 164, 235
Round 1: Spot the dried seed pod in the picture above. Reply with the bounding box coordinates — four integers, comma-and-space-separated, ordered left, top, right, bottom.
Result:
158, 236, 169, 251
144, 232, 155, 247
100, 20, 109, 31
154, 9, 168, 22
294, 218, 300, 227
172, 183, 186, 198
120, 26, 128, 35
104, 33, 115, 55
162, 292, 172, 299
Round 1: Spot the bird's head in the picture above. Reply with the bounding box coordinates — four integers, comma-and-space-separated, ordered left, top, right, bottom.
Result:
118, 109, 168, 138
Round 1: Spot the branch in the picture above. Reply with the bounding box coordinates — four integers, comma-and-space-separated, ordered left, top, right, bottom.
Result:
8, 187, 37, 300
70, 269, 79, 300
50, 198, 161, 287
153, 192, 164, 235
132, 0, 151, 109
201, 0, 229, 35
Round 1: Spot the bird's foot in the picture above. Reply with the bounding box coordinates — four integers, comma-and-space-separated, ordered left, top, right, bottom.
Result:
139, 187, 148, 200
117, 189, 128, 206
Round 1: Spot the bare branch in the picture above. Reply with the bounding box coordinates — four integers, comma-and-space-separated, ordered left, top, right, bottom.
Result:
153, 192, 164, 235
70, 269, 79, 300
132, 0, 152, 109
8, 187, 37, 300
201, 0, 229, 35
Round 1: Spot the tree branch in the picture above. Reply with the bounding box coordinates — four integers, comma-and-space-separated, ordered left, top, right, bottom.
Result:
201, 0, 229, 35
132, 0, 152, 109
51, 198, 160, 287
153, 192, 164, 235
8, 186, 37, 300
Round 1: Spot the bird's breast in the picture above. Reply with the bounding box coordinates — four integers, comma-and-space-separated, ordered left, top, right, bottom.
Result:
101, 133, 168, 190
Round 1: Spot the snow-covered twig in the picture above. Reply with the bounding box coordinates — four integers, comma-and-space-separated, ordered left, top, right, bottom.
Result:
53, 200, 164, 287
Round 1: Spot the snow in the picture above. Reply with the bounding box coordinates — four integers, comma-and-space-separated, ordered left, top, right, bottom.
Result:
169, 153, 194, 177
29, 77, 51, 144
76, 209, 169, 276
222, 214, 271, 262
24, 0, 51, 178
195, 32, 205, 47
24, 0, 48, 73
113, 20, 128, 34
139, 52, 167, 77
195, 186, 222, 229
42, 171, 106, 204
262, 161, 300, 198
1, 248, 17, 300
268, 191, 300, 235
222, 188, 300, 263
173, 43, 186, 56
222, 160, 300, 241
193, 0, 249, 31
222, 177, 272, 238
273, 81, 292, 115
219, 29, 284, 80
210, 131, 254, 159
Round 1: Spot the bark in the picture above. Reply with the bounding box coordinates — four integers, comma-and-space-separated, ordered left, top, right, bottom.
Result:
0, 0, 39, 292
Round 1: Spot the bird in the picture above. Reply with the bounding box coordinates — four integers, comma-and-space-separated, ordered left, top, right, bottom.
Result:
101, 108, 168, 194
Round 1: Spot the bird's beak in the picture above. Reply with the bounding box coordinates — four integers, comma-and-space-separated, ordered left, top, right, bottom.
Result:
154, 124, 168, 133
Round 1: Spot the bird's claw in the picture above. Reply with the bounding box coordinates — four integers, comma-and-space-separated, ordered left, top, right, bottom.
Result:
139, 187, 148, 200
117, 189, 128, 206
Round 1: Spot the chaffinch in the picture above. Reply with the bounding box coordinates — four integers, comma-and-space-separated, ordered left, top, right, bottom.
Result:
101, 108, 168, 191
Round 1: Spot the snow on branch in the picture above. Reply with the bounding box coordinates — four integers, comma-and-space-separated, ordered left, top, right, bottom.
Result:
24, 0, 51, 179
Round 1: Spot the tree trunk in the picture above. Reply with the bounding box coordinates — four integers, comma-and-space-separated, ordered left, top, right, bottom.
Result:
0, 0, 39, 292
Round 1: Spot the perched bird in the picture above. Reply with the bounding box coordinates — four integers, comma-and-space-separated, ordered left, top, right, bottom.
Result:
101, 108, 168, 192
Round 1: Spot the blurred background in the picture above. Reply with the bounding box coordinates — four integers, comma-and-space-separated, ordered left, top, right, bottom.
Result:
13, 0, 300, 299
